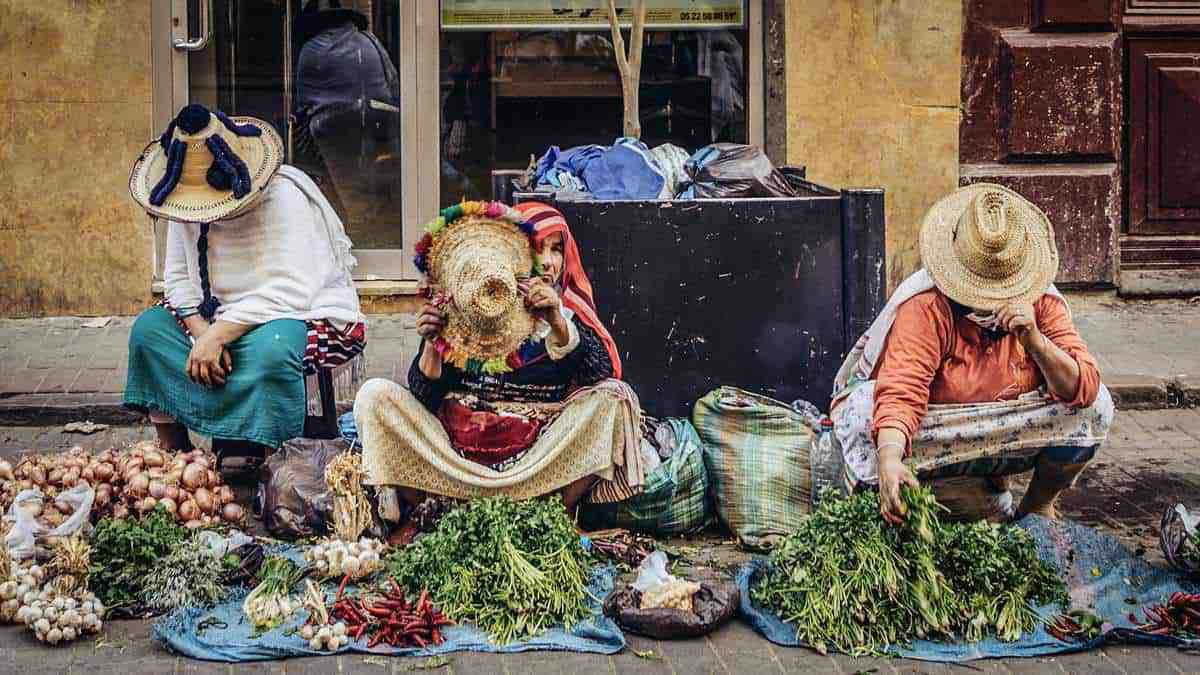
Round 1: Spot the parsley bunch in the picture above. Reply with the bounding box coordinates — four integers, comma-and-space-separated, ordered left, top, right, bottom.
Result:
385, 496, 590, 645
88, 507, 189, 611
752, 487, 1066, 656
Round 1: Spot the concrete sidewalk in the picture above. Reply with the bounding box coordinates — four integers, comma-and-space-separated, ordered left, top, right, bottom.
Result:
0, 294, 1196, 422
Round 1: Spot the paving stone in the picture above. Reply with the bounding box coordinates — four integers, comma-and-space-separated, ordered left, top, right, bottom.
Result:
1098, 646, 1174, 674
768, 646, 840, 674
654, 636, 725, 674
0, 369, 47, 395
614, 634, 673, 674
438, 652, 507, 674
70, 368, 116, 394
34, 368, 80, 394
178, 658, 234, 673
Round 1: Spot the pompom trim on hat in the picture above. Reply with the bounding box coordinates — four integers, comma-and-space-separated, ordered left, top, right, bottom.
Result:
417, 200, 545, 375
414, 200, 543, 277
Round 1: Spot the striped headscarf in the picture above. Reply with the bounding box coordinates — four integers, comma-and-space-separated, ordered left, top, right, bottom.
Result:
513, 201, 623, 379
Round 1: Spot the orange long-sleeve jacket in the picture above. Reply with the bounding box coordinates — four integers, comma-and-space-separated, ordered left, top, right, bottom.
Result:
871, 290, 1101, 447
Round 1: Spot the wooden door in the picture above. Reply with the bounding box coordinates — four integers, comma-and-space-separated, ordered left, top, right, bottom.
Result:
1128, 38, 1200, 234
961, 1, 1200, 293
959, 0, 1122, 287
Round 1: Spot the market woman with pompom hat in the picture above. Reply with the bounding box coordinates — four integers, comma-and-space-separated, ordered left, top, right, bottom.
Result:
832, 184, 1114, 525
124, 104, 365, 457
354, 201, 647, 531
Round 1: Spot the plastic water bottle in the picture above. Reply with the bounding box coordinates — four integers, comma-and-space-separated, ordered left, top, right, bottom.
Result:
810, 417, 845, 508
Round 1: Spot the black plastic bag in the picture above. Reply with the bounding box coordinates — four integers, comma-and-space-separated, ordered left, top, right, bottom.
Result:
258, 437, 384, 540
602, 574, 740, 639
684, 143, 798, 199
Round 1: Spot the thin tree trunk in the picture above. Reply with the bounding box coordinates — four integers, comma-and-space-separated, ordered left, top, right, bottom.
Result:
607, 0, 646, 139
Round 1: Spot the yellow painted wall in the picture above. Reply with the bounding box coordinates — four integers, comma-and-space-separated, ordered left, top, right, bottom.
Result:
0, 1, 155, 317
786, 0, 962, 290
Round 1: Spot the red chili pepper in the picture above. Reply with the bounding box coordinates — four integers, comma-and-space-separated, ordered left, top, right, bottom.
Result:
336, 573, 351, 602
431, 628, 442, 644
354, 623, 367, 640
412, 634, 428, 648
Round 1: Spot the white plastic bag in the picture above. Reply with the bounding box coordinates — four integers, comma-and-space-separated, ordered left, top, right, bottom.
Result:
3, 485, 95, 561
631, 550, 701, 611
196, 529, 253, 558
632, 551, 674, 593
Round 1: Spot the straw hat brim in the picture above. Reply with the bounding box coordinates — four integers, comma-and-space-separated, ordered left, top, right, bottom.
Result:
128, 117, 284, 223
919, 183, 1059, 312
429, 216, 538, 363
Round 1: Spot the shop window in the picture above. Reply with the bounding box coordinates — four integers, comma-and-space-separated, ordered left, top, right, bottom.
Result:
439, 3, 752, 207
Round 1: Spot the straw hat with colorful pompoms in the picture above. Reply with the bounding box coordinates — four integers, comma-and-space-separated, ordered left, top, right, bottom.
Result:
415, 201, 547, 375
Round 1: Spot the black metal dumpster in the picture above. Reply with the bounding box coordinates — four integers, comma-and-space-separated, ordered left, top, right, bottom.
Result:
514, 179, 886, 417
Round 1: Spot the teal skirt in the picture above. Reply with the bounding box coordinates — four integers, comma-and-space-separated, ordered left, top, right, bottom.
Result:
123, 307, 308, 447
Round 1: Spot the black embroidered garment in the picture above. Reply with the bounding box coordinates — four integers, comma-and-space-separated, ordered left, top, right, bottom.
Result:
408, 317, 615, 413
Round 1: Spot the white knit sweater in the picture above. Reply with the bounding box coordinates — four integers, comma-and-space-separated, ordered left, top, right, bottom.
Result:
163, 166, 364, 328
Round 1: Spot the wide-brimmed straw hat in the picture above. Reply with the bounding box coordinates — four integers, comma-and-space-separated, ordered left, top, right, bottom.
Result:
130, 104, 283, 223
419, 202, 542, 371
920, 183, 1059, 311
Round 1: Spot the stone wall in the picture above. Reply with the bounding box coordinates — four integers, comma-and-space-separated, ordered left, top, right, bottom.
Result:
0, 1, 155, 317
784, 0, 962, 290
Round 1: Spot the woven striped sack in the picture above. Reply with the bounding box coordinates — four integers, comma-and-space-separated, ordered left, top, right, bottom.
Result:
581, 418, 711, 536
692, 386, 813, 550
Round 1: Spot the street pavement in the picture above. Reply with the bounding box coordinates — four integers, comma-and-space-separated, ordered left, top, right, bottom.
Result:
1, 408, 1198, 673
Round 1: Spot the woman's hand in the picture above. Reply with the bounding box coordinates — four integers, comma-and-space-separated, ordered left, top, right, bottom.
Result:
996, 302, 1039, 347
877, 436, 918, 525
415, 302, 448, 344
415, 301, 447, 380
520, 277, 565, 328
186, 330, 233, 387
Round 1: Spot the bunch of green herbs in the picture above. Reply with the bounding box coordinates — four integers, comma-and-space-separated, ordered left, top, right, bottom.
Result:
752, 487, 1066, 656
385, 496, 591, 645
139, 533, 230, 612
88, 506, 190, 610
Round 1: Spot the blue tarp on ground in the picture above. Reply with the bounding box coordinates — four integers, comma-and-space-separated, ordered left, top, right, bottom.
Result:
738, 515, 1200, 661
153, 546, 624, 663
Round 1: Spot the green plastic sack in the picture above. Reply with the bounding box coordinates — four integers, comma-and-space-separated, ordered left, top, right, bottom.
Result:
581, 418, 711, 536
692, 386, 813, 550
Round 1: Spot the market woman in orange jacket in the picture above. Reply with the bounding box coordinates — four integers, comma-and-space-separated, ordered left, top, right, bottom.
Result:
831, 184, 1113, 524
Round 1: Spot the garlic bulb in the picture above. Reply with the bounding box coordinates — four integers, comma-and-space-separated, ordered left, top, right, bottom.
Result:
303, 539, 386, 581
21, 589, 103, 645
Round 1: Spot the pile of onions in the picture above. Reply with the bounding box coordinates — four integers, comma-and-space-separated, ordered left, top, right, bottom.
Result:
0, 441, 244, 528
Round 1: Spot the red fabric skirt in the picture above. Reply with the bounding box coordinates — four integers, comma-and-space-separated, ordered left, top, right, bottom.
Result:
438, 398, 543, 466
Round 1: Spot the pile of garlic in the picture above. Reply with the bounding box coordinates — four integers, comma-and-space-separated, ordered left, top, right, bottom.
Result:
305, 538, 385, 580
0, 563, 46, 623
299, 621, 350, 652
17, 590, 104, 645
640, 578, 702, 613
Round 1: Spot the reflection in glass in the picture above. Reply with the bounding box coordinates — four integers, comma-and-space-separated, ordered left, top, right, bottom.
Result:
293, 0, 402, 249
439, 27, 748, 207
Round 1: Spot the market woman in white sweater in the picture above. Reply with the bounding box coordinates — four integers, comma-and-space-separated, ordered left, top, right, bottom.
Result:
125, 104, 366, 455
